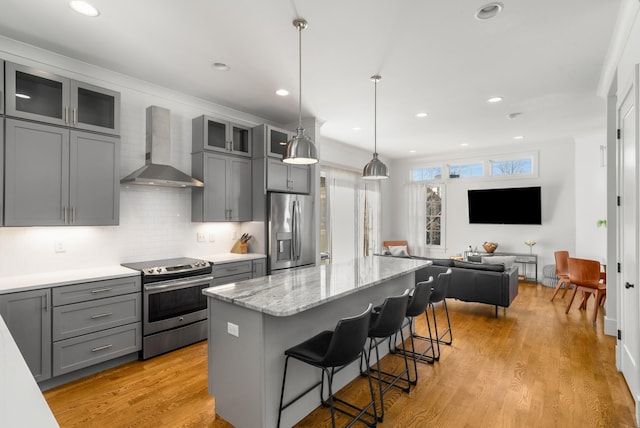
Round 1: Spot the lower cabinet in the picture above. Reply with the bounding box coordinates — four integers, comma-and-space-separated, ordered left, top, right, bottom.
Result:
212, 258, 266, 285
0, 275, 141, 383
51, 276, 142, 377
0, 288, 52, 382
252, 258, 266, 278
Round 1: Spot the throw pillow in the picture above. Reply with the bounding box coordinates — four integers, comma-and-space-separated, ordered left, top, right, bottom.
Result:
389, 245, 409, 257
482, 255, 517, 269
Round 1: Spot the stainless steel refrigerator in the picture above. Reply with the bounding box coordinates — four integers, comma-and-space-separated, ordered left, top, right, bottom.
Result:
268, 192, 316, 273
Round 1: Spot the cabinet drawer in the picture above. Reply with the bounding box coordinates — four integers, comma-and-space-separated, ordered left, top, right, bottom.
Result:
213, 272, 253, 286
52, 323, 141, 377
52, 276, 141, 306
214, 261, 253, 278
53, 293, 142, 341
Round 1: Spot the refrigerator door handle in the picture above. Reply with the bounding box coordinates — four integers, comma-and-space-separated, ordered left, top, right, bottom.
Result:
293, 200, 301, 260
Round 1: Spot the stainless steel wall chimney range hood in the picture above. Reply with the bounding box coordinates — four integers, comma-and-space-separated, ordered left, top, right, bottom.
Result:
120, 106, 204, 188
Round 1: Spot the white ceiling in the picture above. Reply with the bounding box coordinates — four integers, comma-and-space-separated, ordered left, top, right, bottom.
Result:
0, 0, 621, 160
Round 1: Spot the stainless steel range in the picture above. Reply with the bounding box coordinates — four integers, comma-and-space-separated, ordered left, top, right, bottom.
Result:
122, 257, 213, 359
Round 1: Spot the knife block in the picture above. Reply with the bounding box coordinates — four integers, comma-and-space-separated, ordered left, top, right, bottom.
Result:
230, 240, 248, 254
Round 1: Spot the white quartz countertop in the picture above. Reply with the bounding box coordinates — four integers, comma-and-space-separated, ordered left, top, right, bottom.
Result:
0, 266, 139, 294
0, 315, 59, 427
203, 256, 431, 317
200, 253, 266, 264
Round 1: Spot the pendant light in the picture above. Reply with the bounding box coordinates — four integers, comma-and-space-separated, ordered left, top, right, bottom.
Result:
362, 75, 389, 180
283, 18, 319, 165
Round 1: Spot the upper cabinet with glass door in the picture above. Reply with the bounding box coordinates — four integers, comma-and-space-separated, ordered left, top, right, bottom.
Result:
4, 62, 120, 135
252, 124, 292, 159
192, 114, 252, 157
1, 60, 4, 114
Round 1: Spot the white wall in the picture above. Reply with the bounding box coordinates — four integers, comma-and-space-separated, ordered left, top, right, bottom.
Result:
574, 130, 608, 263
388, 139, 583, 277
0, 36, 279, 276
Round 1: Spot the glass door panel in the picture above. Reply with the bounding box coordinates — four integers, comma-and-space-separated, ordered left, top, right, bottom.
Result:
231, 125, 251, 156
268, 128, 289, 158
72, 81, 120, 134
205, 119, 228, 151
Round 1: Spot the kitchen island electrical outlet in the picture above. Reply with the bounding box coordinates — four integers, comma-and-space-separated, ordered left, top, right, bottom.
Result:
54, 240, 66, 253
197, 232, 206, 242
227, 322, 239, 337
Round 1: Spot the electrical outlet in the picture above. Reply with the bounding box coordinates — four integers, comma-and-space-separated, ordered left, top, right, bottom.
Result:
227, 322, 239, 337
232, 230, 238, 240
54, 240, 66, 253
208, 233, 216, 243
197, 232, 206, 242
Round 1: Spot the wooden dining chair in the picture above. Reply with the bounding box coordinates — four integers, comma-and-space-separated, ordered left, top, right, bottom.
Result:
550, 250, 571, 301
565, 258, 607, 324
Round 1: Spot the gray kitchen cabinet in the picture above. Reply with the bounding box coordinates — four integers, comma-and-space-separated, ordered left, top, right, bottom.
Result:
192, 152, 252, 222
213, 261, 253, 285
4, 119, 120, 226
0, 288, 52, 382
266, 157, 310, 193
1, 60, 4, 114
192, 114, 252, 158
51, 276, 141, 377
252, 258, 266, 278
252, 124, 292, 159
4, 62, 120, 135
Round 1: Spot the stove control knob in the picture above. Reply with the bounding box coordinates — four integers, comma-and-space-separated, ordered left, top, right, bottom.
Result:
146, 269, 154, 274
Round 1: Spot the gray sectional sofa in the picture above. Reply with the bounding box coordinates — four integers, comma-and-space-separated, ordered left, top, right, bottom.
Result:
413, 257, 520, 317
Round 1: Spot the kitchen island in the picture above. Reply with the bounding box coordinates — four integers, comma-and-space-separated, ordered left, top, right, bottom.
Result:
203, 256, 431, 428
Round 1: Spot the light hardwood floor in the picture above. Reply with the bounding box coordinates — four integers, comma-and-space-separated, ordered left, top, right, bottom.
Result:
44, 282, 636, 427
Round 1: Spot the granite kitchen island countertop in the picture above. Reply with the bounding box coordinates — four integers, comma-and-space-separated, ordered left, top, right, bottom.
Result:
203, 255, 431, 317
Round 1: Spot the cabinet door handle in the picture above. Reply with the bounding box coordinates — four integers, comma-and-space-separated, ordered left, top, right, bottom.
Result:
91, 344, 113, 352
43, 293, 49, 312
63, 206, 68, 224
91, 288, 113, 294
71, 206, 76, 223
64, 106, 69, 124
73, 108, 78, 125
90, 312, 113, 319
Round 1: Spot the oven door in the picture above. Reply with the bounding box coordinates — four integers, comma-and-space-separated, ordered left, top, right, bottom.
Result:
143, 274, 214, 336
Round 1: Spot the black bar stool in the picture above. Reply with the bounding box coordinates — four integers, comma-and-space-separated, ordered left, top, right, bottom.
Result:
361, 289, 411, 422
277, 304, 377, 428
425, 268, 453, 360
391, 276, 434, 382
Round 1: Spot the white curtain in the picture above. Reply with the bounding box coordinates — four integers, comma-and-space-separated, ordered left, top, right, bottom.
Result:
405, 182, 427, 257
358, 180, 381, 257
323, 166, 381, 262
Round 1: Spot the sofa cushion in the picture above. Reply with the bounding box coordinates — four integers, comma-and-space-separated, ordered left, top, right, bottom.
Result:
431, 258, 455, 267
482, 255, 517, 269
453, 260, 505, 272
388, 245, 409, 257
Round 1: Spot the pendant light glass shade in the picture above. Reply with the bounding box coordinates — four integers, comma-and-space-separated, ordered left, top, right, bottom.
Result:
283, 18, 319, 165
362, 75, 389, 180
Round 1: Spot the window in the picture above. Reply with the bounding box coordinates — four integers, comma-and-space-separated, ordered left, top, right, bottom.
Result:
448, 163, 483, 178
426, 186, 442, 246
412, 166, 442, 181
491, 158, 533, 176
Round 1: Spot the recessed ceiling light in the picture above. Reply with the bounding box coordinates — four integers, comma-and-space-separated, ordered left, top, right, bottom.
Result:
416, 112, 428, 118
461, 143, 469, 147
513, 135, 524, 140
487, 96, 503, 103
275, 89, 289, 96
352, 127, 362, 131
69, 1, 100, 17
211, 62, 230, 71
409, 150, 417, 153
475, 2, 503, 20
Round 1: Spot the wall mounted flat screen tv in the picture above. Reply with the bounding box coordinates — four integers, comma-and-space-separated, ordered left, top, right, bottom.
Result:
468, 186, 542, 225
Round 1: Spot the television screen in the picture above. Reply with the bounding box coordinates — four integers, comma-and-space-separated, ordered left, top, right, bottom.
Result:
468, 186, 542, 225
